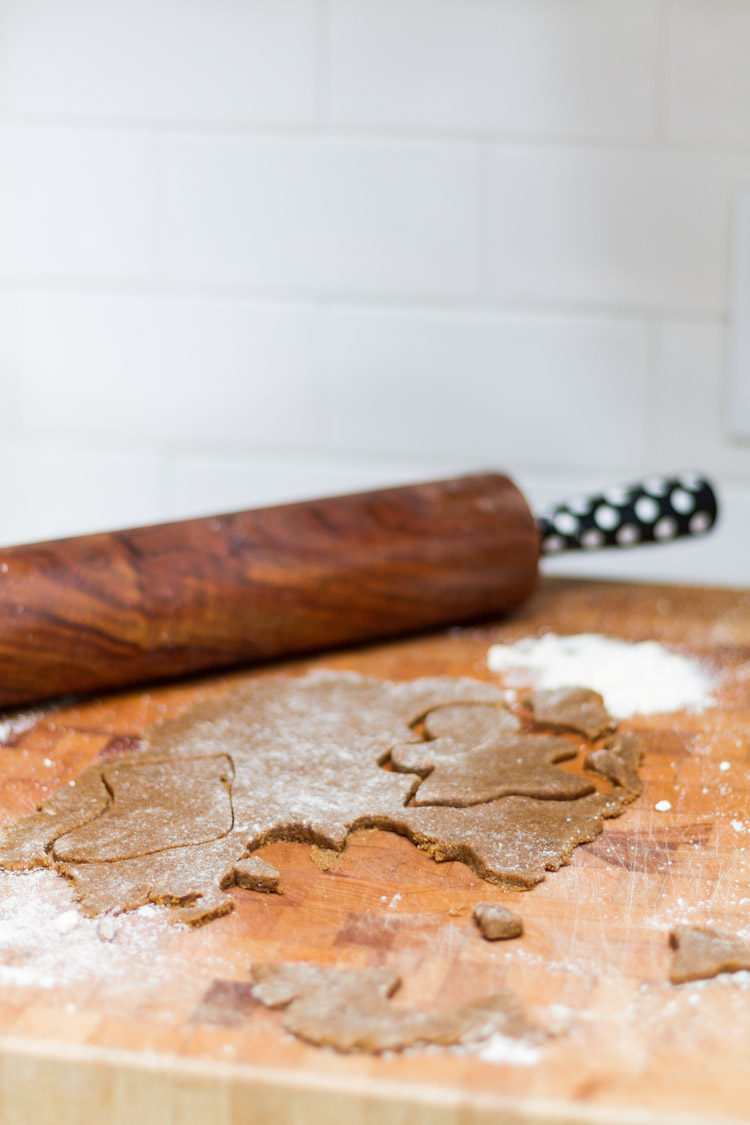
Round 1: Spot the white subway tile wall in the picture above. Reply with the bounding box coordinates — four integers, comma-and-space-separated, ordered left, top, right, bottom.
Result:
489, 147, 750, 315
321, 309, 651, 467
0, 0, 318, 125
0, 0, 748, 588
666, 0, 750, 147
160, 137, 481, 296
327, 0, 661, 140
0, 128, 158, 282
12, 295, 319, 446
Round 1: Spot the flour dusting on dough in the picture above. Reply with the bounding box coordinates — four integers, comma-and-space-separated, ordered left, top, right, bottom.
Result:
0, 672, 644, 927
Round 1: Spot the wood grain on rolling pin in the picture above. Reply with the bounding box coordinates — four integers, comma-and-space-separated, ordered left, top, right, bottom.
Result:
0, 473, 539, 708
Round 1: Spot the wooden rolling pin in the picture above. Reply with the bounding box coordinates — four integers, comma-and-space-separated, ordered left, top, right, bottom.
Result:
0, 471, 717, 709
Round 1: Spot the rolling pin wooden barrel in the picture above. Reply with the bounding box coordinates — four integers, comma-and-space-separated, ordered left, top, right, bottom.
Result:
0, 471, 718, 709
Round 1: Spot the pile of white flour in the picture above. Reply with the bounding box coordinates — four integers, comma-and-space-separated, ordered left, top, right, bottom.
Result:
487, 633, 714, 718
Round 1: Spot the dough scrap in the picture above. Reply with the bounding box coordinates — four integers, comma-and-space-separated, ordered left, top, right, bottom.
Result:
0, 671, 642, 926
250, 962, 533, 1052
229, 856, 281, 893
584, 733, 644, 800
524, 687, 616, 740
473, 902, 523, 941
669, 925, 750, 984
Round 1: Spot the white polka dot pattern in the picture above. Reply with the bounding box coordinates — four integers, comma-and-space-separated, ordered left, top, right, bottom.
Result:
593, 505, 619, 531
553, 511, 579, 536
537, 475, 717, 556
671, 489, 694, 515
643, 476, 669, 497
654, 517, 678, 540
616, 524, 640, 545
634, 496, 659, 523
689, 511, 711, 534
603, 486, 631, 505
678, 471, 703, 491
542, 534, 566, 554
581, 528, 604, 549
567, 497, 591, 515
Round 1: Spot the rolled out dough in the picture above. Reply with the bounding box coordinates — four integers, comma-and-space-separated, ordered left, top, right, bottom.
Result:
0, 673, 643, 926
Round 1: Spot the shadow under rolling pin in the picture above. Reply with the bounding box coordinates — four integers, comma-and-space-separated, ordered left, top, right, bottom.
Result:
0, 471, 718, 709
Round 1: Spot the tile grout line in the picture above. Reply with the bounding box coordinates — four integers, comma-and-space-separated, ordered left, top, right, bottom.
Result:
0, 281, 730, 325
641, 319, 663, 473
2, 115, 750, 157
475, 141, 494, 300
654, 0, 674, 145
312, 0, 330, 129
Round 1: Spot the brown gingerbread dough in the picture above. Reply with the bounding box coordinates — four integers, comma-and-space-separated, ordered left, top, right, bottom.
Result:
230, 856, 281, 893
669, 925, 750, 984
0, 671, 643, 926
250, 962, 533, 1052
524, 687, 616, 740
390, 705, 596, 806
585, 733, 644, 800
473, 902, 524, 941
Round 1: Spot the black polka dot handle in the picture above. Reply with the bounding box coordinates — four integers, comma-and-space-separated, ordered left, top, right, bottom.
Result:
536, 473, 718, 556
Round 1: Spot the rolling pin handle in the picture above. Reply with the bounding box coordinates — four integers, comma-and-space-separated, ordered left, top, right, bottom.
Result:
537, 473, 718, 556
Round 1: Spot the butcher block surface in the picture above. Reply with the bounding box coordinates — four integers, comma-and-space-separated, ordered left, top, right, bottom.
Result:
0, 577, 749, 1125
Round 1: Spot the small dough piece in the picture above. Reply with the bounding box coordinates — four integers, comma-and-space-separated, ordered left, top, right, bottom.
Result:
584, 732, 644, 803
250, 962, 533, 1053
231, 856, 281, 893
524, 687, 616, 740
473, 902, 523, 941
668, 925, 750, 984
97, 916, 117, 942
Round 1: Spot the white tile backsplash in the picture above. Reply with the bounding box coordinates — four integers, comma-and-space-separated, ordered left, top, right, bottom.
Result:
321, 309, 650, 469
0, 438, 167, 545
164, 452, 460, 523
11, 295, 319, 448
328, 0, 660, 141
652, 321, 750, 480
666, 0, 750, 147
160, 136, 481, 297
0, 127, 157, 283
0, 0, 317, 126
0, 0, 748, 587
490, 146, 750, 315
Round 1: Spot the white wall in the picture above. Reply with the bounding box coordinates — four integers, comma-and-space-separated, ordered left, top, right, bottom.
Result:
1, 0, 749, 587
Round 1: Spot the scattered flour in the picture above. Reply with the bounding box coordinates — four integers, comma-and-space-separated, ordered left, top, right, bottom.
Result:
487, 633, 714, 718
0, 869, 183, 993
478, 1033, 541, 1065
0, 708, 47, 746
54, 909, 80, 935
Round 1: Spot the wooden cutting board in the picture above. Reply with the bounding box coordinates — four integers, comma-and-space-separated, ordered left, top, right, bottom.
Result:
0, 576, 749, 1125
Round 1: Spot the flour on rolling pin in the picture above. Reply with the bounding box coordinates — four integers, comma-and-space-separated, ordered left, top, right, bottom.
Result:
487, 633, 714, 718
